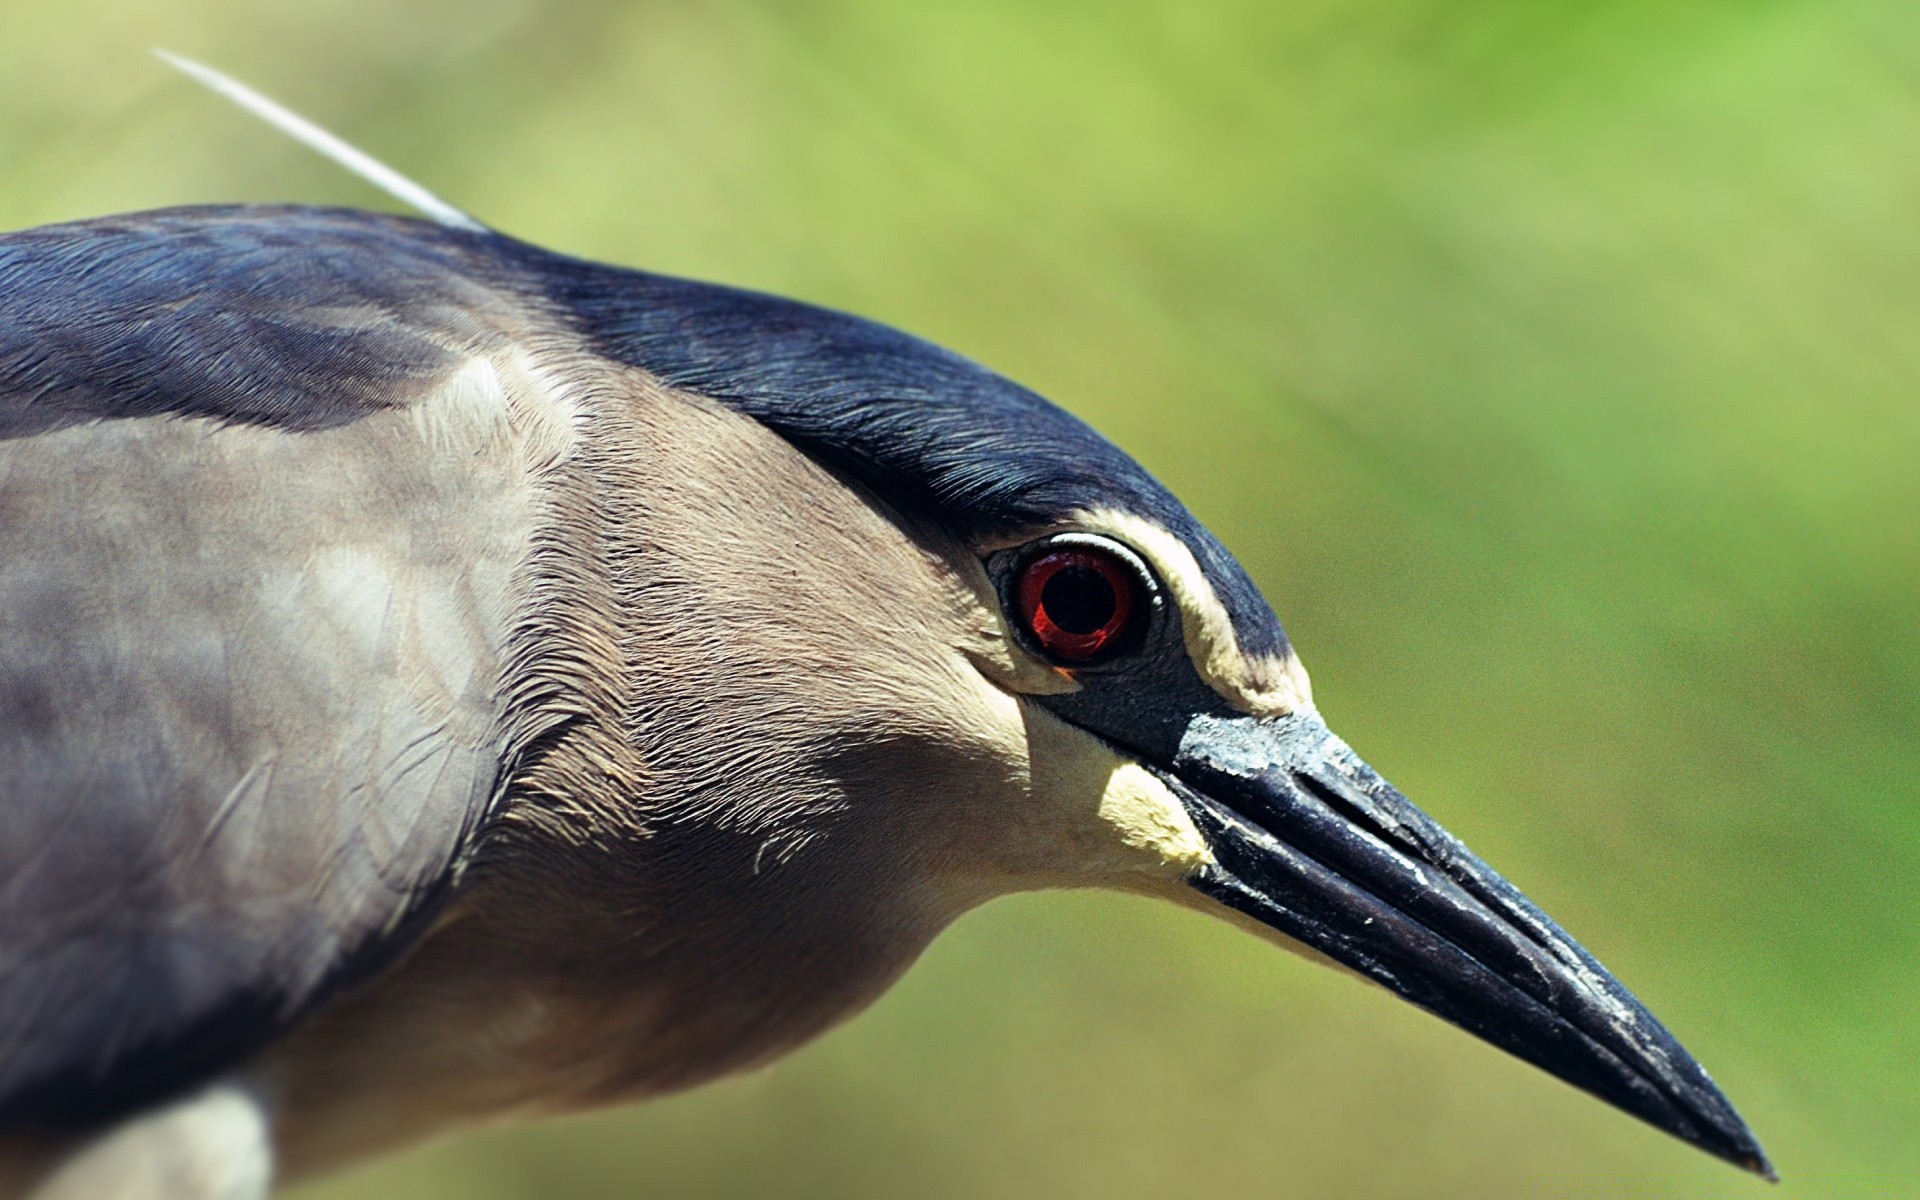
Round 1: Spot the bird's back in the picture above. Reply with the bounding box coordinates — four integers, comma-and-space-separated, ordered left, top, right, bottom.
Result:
0, 207, 569, 1133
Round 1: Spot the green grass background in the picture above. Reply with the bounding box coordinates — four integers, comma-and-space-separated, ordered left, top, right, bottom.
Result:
3, 1, 1914, 1195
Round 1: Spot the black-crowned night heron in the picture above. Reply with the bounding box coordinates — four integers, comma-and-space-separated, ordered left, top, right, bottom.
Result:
0, 60, 1770, 1200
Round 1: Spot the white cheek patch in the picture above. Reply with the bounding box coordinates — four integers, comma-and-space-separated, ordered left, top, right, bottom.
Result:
1098, 762, 1213, 873
1007, 703, 1212, 887
1076, 509, 1312, 717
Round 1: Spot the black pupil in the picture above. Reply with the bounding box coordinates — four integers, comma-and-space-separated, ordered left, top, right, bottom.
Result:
1041, 565, 1117, 634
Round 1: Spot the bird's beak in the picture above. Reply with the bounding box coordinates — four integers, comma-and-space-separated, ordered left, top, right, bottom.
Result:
1162, 709, 1773, 1178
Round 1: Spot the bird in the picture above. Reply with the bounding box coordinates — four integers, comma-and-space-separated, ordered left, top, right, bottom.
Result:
0, 59, 1771, 1200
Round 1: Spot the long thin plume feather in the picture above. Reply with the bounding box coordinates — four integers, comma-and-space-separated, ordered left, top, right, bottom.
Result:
153, 50, 486, 232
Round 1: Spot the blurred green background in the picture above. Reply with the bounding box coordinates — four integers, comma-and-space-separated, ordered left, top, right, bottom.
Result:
4, 1, 1915, 1195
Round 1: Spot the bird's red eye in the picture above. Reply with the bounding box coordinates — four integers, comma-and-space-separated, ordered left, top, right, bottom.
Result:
1015, 547, 1140, 663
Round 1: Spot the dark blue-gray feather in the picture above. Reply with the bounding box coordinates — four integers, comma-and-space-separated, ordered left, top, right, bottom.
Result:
0, 208, 504, 438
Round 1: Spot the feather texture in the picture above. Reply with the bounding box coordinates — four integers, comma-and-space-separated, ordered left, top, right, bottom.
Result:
0, 211, 563, 1129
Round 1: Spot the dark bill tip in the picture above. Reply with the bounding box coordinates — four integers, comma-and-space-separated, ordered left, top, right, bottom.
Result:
1167, 710, 1773, 1179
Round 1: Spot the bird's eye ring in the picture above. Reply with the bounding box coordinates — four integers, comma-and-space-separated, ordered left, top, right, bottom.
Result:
1014, 544, 1143, 664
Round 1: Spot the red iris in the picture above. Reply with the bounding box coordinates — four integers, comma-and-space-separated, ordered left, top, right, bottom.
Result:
1015, 548, 1139, 663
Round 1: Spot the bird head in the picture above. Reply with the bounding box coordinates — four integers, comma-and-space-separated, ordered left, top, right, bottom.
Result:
514, 238, 1770, 1177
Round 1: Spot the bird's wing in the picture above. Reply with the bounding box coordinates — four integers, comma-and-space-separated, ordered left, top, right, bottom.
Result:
0, 207, 560, 1128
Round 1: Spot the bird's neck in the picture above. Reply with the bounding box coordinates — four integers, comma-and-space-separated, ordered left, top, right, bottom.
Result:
255, 824, 955, 1182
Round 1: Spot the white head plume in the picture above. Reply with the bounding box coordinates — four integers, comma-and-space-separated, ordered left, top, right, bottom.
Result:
154, 50, 486, 233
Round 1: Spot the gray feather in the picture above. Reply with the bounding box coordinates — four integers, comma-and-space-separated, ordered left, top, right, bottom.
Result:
0, 211, 555, 1128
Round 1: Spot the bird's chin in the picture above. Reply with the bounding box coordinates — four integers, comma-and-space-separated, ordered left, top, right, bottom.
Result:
1156, 710, 1773, 1179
